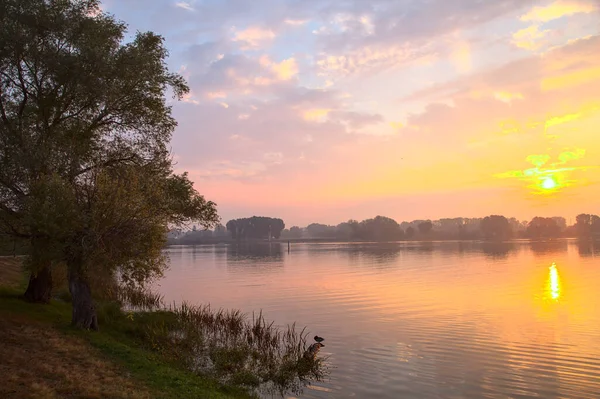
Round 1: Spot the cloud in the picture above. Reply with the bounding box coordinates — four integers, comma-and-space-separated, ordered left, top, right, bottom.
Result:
394, 35, 600, 169
316, 43, 432, 78
174, 1, 195, 11
542, 66, 600, 91
260, 56, 299, 80
206, 91, 227, 99
520, 0, 598, 22
512, 25, 550, 50
494, 91, 525, 103
450, 41, 473, 73
303, 108, 331, 122
263, 152, 284, 164
329, 111, 385, 130
108, 0, 600, 223
233, 26, 276, 49
284, 19, 308, 26
181, 91, 200, 105
495, 148, 593, 196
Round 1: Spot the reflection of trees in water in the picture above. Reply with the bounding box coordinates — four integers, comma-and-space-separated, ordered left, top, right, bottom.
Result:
343, 242, 455, 266
480, 242, 515, 259
345, 244, 402, 265
224, 243, 285, 274
528, 240, 568, 256
577, 240, 599, 257
226, 243, 284, 263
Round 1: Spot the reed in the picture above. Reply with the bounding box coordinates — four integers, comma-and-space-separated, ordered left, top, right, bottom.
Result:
118, 292, 328, 396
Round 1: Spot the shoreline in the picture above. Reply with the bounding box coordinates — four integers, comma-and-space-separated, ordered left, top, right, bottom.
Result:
0, 258, 254, 399
166, 236, 592, 246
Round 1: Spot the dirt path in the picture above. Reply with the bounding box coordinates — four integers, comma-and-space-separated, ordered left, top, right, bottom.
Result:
0, 258, 150, 399
0, 314, 151, 399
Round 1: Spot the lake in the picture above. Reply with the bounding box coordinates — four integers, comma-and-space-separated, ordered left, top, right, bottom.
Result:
159, 240, 600, 398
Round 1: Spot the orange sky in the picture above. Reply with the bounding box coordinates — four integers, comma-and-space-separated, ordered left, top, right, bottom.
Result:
107, 0, 600, 226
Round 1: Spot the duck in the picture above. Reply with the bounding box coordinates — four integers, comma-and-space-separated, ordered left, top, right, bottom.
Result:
304, 342, 325, 360
314, 335, 325, 343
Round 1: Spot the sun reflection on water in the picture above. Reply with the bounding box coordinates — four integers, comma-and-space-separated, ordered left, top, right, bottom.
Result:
547, 262, 561, 301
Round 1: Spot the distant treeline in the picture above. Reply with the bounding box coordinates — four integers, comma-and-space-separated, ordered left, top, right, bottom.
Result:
167, 214, 600, 245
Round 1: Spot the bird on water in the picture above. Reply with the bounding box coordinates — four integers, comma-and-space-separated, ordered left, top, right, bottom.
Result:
314, 335, 324, 343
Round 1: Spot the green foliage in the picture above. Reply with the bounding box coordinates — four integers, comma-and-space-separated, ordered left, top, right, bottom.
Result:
112, 291, 329, 397
0, 289, 252, 399
0, 0, 218, 314
0, 0, 191, 239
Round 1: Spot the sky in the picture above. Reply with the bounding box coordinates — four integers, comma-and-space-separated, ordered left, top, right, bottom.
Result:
102, 0, 600, 226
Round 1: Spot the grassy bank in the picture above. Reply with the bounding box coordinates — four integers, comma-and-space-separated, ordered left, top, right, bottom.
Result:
0, 257, 255, 399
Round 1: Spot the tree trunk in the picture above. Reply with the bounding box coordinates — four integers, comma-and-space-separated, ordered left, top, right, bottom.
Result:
68, 267, 99, 331
23, 264, 53, 304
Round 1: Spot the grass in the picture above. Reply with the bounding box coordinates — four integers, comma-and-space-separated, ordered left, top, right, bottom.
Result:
0, 257, 253, 399
0, 257, 328, 398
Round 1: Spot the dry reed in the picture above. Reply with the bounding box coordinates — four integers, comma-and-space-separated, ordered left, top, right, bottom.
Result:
118, 289, 328, 396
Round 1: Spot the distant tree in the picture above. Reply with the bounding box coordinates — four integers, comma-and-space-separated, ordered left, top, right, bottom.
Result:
405, 226, 415, 239
508, 218, 528, 236
552, 217, 567, 231
347, 220, 360, 239
438, 218, 464, 238
360, 216, 403, 241
226, 217, 285, 240
480, 215, 512, 241
575, 214, 600, 237
289, 226, 302, 239
306, 223, 336, 238
527, 217, 561, 238
214, 223, 228, 237
418, 221, 433, 236
335, 223, 349, 239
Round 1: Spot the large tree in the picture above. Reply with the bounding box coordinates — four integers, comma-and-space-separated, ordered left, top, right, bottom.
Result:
575, 214, 600, 237
480, 215, 512, 241
360, 216, 403, 241
417, 220, 433, 236
62, 165, 217, 329
0, 0, 189, 302
226, 217, 285, 240
526, 217, 561, 239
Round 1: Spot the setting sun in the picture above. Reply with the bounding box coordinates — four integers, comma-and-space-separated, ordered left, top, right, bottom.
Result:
541, 176, 558, 191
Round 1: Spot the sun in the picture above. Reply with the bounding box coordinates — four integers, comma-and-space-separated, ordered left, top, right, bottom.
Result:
541, 176, 558, 190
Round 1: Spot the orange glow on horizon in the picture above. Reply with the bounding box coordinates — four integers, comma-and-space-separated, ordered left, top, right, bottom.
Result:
495, 149, 594, 197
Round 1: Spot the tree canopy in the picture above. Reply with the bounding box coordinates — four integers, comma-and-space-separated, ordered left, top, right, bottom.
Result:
526, 217, 562, 239
575, 214, 600, 237
1, 0, 188, 241
0, 0, 218, 328
480, 215, 512, 241
226, 217, 285, 240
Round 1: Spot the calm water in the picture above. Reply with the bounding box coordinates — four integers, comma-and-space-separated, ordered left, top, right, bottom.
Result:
158, 240, 600, 398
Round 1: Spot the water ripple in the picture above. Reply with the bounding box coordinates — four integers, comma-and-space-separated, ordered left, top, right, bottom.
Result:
161, 241, 600, 398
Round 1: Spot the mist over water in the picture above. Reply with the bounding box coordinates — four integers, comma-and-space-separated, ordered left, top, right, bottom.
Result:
158, 241, 600, 398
